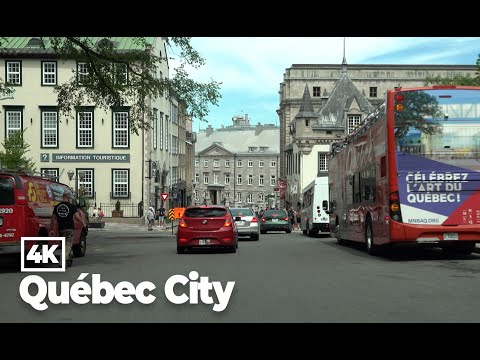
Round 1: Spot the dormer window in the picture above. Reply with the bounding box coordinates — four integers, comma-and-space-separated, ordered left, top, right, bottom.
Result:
27, 37, 43, 47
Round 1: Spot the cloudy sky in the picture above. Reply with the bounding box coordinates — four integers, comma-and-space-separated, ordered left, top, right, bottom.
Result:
169, 37, 480, 130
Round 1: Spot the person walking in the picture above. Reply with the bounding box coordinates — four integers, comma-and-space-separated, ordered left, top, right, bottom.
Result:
156, 205, 166, 228
50, 188, 86, 268
147, 206, 155, 231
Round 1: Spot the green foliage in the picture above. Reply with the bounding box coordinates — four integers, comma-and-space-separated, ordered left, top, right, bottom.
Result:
0, 129, 36, 172
115, 200, 121, 211
40, 37, 221, 135
425, 53, 480, 86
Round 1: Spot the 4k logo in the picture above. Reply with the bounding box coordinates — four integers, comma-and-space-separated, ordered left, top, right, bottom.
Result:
21, 237, 65, 272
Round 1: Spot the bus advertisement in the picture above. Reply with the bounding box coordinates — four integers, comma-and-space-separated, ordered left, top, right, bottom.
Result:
327, 86, 480, 255
301, 176, 330, 237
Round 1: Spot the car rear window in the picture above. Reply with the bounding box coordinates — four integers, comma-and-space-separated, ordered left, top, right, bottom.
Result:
0, 177, 15, 205
184, 208, 228, 218
230, 208, 253, 216
263, 210, 287, 218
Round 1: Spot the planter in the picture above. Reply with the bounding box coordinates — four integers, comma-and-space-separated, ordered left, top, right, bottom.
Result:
112, 210, 124, 218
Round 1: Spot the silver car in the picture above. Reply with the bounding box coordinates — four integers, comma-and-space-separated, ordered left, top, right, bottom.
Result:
230, 208, 260, 241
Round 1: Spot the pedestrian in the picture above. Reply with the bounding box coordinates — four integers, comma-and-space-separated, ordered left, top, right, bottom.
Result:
296, 208, 302, 231
288, 207, 295, 230
50, 188, 86, 268
147, 206, 155, 231
156, 205, 166, 228
92, 206, 99, 222
98, 207, 104, 222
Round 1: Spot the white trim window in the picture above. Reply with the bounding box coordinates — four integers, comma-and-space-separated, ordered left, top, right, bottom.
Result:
78, 111, 93, 147
318, 152, 329, 172
348, 115, 361, 134
235, 192, 241, 202
225, 173, 230, 185
225, 159, 230, 167
259, 175, 264, 186
213, 159, 220, 168
270, 175, 276, 187
237, 174, 242, 185
41, 111, 58, 148
113, 63, 128, 86
247, 193, 254, 204
6, 61, 21, 85
42, 61, 57, 85
237, 160, 243, 167
152, 110, 158, 150
248, 160, 253, 167
159, 112, 164, 150
41, 168, 59, 182
113, 111, 129, 148
270, 160, 276, 167
259, 193, 264, 202
195, 173, 200, 183
213, 172, 219, 184
194, 190, 199, 200
204, 159, 208, 167
259, 160, 264, 167
77, 62, 89, 84
248, 174, 253, 185
78, 169, 93, 197
113, 169, 129, 198
204, 173, 209, 184
195, 159, 200, 167
6, 110, 22, 138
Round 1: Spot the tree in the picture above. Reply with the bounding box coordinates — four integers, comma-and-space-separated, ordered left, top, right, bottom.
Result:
0, 130, 36, 172
425, 53, 480, 86
0, 37, 222, 135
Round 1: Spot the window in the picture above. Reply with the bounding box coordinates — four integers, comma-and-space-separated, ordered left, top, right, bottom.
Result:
77, 108, 94, 148
259, 160, 264, 167
194, 190, 199, 200
40, 168, 59, 182
77, 169, 94, 198
260, 147, 268, 152
270, 175, 276, 186
41, 108, 58, 148
318, 152, 329, 172
259, 175, 264, 186
347, 115, 361, 134
248, 147, 256, 152
259, 193, 264, 202
112, 169, 129, 198
171, 104, 178, 124
4, 107, 23, 138
113, 109, 129, 148
113, 63, 128, 86
204, 159, 208, 167
152, 109, 158, 150
313, 86, 321, 97
305, 119, 309, 127
172, 135, 178, 154
165, 115, 169, 151
237, 160, 242, 167
247, 193, 254, 204
270, 160, 276, 167
225, 159, 230, 167
6, 61, 21, 85
213, 159, 220, 167
204, 173, 209, 184
235, 192, 241, 202
225, 173, 230, 185
369, 87, 377, 98
195, 159, 199, 167
248, 160, 253, 167
237, 174, 242, 185
42, 61, 57, 85
77, 62, 89, 84
248, 174, 253, 185
213, 172, 219, 184
224, 192, 230, 199
203, 191, 209, 199
159, 112, 164, 150
195, 173, 199, 183
360, 165, 376, 202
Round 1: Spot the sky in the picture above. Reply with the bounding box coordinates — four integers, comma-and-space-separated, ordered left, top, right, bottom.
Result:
169, 37, 480, 131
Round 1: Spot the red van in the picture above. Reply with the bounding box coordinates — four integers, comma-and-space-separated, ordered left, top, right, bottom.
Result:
0, 170, 88, 258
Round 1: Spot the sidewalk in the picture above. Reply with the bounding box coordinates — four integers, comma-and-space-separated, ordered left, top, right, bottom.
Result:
88, 221, 177, 233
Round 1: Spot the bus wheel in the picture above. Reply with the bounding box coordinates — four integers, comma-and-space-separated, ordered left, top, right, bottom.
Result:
365, 219, 378, 255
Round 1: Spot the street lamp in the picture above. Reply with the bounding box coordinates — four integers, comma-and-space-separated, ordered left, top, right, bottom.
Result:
67, 170, 85, 198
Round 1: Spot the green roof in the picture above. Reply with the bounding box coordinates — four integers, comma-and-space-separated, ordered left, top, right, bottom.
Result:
0, 37, 157, 55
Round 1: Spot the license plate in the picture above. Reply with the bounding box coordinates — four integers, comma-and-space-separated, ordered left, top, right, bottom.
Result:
272, 219, 278, 222
0, 217, 3, 226
444, 233, 458, 240
237, 221, 245, 226
199, 239, 210, 245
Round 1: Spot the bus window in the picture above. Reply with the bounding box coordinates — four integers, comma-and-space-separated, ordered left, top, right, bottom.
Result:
322, 200, 328, 211
0, 177, 15, 205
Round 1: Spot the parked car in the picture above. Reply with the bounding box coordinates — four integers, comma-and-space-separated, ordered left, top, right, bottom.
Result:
229, 208, 260, 241
176, 206, 239, 254
260, 209, 292, 234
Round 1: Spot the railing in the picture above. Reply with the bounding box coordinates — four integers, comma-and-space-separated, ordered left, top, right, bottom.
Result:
99, 202, 143, 218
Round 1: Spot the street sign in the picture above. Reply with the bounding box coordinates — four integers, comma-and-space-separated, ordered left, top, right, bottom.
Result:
168, 209, 175, 220
161, 193, 169, 202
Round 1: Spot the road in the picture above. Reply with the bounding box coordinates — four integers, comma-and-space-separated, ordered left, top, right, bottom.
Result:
1, 224, 480, 323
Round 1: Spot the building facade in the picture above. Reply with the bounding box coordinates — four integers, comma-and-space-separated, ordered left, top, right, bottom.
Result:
0, 37, 190, 217
278, 62, 478, 209
195, 116, 280, 209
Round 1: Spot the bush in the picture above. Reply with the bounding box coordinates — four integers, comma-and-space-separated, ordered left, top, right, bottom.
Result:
115, 200, 121, 211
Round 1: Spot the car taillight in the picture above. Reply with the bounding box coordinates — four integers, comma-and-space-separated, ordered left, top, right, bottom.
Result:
284, 217, 289, 221
179, 218, 187, 228
251, 217, 258, 223
262, 218, 266, 222
223, 215, 232, 227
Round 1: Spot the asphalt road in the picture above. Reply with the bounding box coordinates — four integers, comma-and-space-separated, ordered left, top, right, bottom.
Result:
1, 224, 480, 323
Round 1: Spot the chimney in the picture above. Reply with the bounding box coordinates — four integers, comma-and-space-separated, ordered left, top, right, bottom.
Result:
206, 125, 214, 137
255, 124, 263, 136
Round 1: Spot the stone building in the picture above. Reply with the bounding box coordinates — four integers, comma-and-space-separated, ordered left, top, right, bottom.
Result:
195, 115, 280, 209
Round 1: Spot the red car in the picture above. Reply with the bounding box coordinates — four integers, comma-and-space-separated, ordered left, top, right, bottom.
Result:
176, 206, 239, 254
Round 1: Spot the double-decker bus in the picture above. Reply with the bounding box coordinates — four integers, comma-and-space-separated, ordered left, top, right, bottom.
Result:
301, 177, 330, 237
327, 86, 480, 255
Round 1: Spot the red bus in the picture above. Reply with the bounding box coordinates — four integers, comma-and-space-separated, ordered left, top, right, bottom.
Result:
327, 86, 480, 255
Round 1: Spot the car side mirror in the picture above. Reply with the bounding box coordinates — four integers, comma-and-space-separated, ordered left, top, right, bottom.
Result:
234, 216, 242, 221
